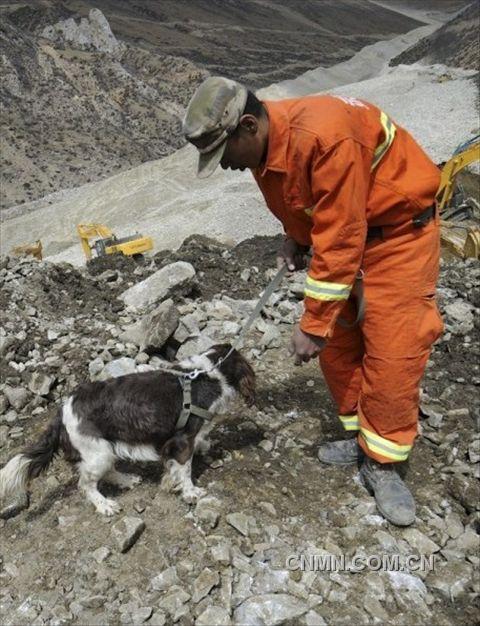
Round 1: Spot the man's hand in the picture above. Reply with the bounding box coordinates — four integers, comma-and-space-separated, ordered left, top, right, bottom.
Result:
289, 325, 326, 365
276, 237, 309, 272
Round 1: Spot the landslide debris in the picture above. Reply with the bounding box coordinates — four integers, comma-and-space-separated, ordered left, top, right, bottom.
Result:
0, 235, 479, 625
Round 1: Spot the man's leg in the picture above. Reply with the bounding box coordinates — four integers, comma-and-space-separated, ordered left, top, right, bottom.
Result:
357, 221, 443, 525
317, 299, 365, 464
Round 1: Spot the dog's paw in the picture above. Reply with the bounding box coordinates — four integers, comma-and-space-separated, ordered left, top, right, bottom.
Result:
97, 498, 122, 516
182, 486, 206, 504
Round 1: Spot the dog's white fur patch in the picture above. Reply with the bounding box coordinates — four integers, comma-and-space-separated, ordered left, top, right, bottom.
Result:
112, 442, 160, 463
0, 454, 31, 500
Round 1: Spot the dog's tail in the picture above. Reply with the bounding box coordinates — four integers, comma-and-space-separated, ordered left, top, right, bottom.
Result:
0, 410, 63, 503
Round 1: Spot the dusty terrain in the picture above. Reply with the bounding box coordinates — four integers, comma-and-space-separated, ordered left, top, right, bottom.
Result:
0, 0, 424, 210
0, 236, 479, 625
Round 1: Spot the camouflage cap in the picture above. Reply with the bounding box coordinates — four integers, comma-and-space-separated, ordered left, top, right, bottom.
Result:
183, 76, 248, 178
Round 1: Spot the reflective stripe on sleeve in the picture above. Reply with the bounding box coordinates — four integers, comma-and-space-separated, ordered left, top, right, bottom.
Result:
371, 111, 396, 171
339, 414, 359, 431
304, 275, 352, 301
359, 427, 412, 461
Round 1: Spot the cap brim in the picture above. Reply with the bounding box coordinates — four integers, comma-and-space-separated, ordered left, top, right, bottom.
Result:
197, 140, 227, 179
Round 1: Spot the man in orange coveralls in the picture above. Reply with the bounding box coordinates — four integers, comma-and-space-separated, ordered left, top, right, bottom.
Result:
183, 77, 443, 526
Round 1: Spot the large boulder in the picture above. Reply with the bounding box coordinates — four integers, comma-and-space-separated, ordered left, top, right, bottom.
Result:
120, 262, 195, 310
120, 299, 179, 351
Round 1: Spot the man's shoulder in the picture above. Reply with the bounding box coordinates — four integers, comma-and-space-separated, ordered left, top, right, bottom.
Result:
285, 95, 376, 153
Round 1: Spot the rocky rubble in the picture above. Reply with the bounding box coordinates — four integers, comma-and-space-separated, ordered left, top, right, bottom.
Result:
0, 236, 479, 625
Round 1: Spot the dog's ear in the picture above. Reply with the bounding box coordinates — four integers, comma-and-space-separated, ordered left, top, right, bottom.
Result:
237, 356, 256, 407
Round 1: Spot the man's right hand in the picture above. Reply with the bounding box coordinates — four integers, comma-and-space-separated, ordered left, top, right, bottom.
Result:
276, 237, 309, 272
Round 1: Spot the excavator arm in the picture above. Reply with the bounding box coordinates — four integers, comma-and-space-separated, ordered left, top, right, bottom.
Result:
77, 223, 114, 260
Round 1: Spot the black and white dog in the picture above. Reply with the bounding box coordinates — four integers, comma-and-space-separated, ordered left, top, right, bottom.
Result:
0, 344, 255, 516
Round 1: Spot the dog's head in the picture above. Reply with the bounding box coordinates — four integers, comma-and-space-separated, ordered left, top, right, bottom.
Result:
206, 344, 256, 407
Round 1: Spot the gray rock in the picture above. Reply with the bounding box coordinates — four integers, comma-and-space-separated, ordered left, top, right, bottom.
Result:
176, 332, 216, 360
0, 394, 8, 414
120, 262, 195, 309
79, 595, 106, 609
4, 385, 29, 411
196, 605, 231, 626
363, 596, 388, 622
99, 357, 136, 380
403, 528, 441, 556
223, 321, 241, 336
232, 572, 253, 607
88, 357, 104, 378
304, 609, 328, 625
91, 546, 111, 563
148, 611, 166, 626
211, 542, 231, 566
120, 299, 179, 350
150, 566, 179, 591
111, 516, 145, 552
28, 372, 55, 396
252, 569, 290, 594
260, 324, 282, 349
387, 571, 427, 597
452, 527, 479, 553
234, 593, 309, 625
131, 606, 153, 623
192, 567, 220, 603
444, 300, 474, 334
156, 586, 190, 616
444, 512, 464, 539
258, 501, 277, 517
468, 439, 480, 464
195, 496, 222, 528
226, 512, 251, 537
427, 560, 473, 600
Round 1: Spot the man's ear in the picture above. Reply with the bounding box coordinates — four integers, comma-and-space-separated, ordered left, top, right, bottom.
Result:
239, 114, 258, 134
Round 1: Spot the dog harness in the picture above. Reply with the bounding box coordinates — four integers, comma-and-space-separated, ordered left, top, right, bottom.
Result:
175, 377, 214, 430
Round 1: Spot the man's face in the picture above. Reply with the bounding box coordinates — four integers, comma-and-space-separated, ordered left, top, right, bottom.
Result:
220, 115, 264, 172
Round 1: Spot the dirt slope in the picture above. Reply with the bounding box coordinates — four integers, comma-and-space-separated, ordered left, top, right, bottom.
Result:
391, 2, 480, 70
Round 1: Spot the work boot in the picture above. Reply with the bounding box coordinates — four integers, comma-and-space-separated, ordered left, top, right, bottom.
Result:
317, 438, 363, 465
360, 456, 416, 526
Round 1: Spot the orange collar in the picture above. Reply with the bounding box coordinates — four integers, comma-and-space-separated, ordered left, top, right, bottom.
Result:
257, 100, 290, 176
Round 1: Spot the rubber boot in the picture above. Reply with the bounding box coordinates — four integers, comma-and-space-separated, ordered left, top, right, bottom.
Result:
317, 438, 363, 465
360, 456, 416, 526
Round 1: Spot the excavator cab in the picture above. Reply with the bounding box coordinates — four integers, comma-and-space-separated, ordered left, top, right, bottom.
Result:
77, 224, 153, 260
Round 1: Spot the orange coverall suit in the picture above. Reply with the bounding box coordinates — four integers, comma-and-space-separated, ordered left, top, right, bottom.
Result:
252, 95, 443, 464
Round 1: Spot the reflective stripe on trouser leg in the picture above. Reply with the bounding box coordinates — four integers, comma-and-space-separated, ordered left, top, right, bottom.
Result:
339, 414, 359, 431
359, 427, 412, 461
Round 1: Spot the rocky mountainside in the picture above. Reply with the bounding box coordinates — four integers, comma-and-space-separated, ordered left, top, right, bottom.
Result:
1, 236, 479, 625
0, 0, 423, 211
391, 1, 479, 70
0, 7, 208, 211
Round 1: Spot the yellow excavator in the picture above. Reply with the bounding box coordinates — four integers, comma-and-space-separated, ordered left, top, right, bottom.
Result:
77, 223, 153, 260
437, 136, 480, 259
